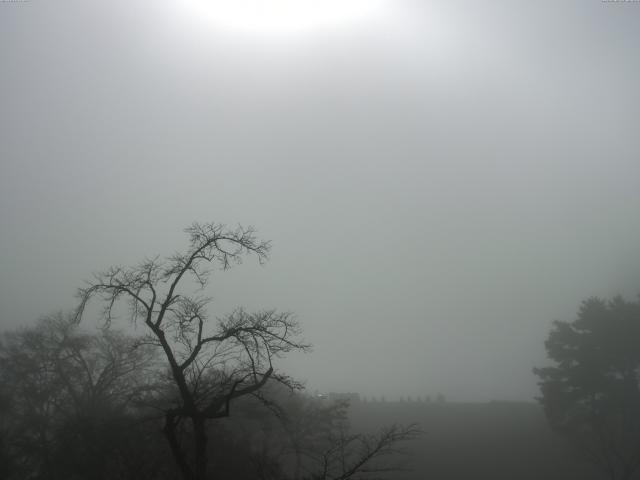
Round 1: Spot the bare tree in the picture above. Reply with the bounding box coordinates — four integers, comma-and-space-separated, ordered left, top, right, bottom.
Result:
305, 422, 422, 480
234, 387, 421, 480
75, 222, 310, 480
277, 396, 420, 480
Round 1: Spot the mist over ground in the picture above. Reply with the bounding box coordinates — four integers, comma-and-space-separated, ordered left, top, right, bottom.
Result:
1, 0, 639, 404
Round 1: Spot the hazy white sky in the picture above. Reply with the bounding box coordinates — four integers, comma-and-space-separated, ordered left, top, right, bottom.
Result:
1, 0, 639, 401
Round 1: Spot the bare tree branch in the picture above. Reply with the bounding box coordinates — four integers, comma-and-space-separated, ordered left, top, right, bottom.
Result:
73, 222, 305, 480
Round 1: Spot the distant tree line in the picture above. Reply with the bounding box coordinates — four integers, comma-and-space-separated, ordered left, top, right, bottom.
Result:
361, 394, 445, 404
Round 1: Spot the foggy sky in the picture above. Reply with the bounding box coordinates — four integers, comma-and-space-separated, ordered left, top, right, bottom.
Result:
1, 0, 639, 402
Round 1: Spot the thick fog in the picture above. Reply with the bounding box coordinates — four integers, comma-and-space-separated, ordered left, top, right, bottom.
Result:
1, 0, 639, 402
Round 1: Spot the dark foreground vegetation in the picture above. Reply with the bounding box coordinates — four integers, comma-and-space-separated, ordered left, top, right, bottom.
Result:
0, 314, 420, 480
0, 222, 638, 480
0, 222, 419, 480
535, 296, 640, 480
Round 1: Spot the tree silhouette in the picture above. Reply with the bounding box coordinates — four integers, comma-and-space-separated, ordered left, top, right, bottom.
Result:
534, 295, 640, 480
75, 222, 310, 480
73, 222, 421, 480
0, 313, 160, 480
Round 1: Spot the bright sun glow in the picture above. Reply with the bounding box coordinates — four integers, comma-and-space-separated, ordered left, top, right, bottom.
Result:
186, 0, 388, 35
